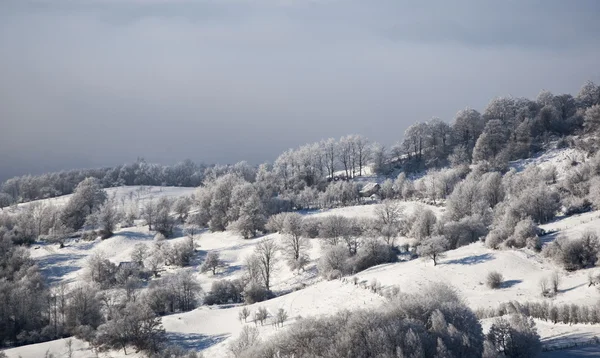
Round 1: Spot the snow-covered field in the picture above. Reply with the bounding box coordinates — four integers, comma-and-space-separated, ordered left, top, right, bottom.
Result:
12, 185, 196, 213
4, 191, 600, 357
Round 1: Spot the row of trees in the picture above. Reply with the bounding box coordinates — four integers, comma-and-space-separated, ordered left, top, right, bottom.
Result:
0, 158, 207, 204
478, 299, 600, 327
401, 81, 600, 172
2, 81, 599, 212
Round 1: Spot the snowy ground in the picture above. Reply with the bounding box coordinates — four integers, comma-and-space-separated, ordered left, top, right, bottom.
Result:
4, 197, 600, 357
509, 146, 587, 180
12, 185, 196, 213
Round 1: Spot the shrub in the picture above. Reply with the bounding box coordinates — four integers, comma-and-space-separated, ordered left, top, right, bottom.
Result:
348, 239, 397, 273
243, 283, 273, 304
204, 280, 244, 305
301, 218, 321, 238
318, 245, 350, 278
486, 271, 504, 289
543, 231, 600, 271
229, 326, 260, 358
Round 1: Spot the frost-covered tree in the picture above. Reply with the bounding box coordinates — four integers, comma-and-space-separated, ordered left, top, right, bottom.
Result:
353, 135, 371, 176
417, 235, 449, 266
373, 200, 404, 247
409, 206, 437, 241
141, 200, 158, 231
577, 80, 600, 108
229, 326, 260, 358
201, 251, 225, 275
584, 104, 600, 133
318, 215, 349, 246
154, 197, 176, 237
95, 301, 165, 355
280, 213, 311, 271
252, 239, 278, 291
60, 178, 107, 230
228, 192, 266, 239
446, 177, 480, 221
403, 122, 428, 162
452, 108, 484, 155
209, 174, 244, 231
480, 172, 505, 208
318, 244, 350, 278
173, 196, 192, 223
338, 135, 354, 179
130, 243, 149, 267
86, 199, 121, 238
486, 314, 541, 358
322, 138, 338, 179
472, 119, 510, 169
0, 193, 13, 211
371, 142, 390, 175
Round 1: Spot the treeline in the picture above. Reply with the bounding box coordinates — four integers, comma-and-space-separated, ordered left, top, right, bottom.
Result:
2, 80, 598, 210
402, 81, 600, 172
0, 158, 207, 205
477, 300, 600, 327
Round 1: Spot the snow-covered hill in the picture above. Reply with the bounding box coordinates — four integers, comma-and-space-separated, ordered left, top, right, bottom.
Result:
4, 199, 600, 358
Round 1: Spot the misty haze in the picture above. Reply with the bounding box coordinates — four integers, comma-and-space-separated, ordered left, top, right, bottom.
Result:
1, 1, 600, 358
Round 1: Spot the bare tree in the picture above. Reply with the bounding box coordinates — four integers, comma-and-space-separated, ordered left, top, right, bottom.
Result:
276, 308, 288, 327
141, 200, 158, 231
253, 239, 279, 291
322, 138, 337, 178
280, 213, 311, 271
338, 136, 353, 179
354, 135, 371, 176
229, 326, 260, 358
239, 307, 251, 323
374, 200, 404, 247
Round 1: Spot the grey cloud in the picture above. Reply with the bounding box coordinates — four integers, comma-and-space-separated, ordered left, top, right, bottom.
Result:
1, 0, 599, 181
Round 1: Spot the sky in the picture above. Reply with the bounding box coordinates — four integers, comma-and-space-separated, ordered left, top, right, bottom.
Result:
1, 0, 599, 181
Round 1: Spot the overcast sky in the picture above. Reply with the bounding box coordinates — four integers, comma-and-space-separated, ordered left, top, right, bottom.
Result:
1, 0, 599, 181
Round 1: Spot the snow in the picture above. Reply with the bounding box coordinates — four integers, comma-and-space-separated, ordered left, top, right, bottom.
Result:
6, 200, 600, 357
305, 200, 444, 220
509, 146, 587, 180
12, 185, 196, 213
539, 210, 600, 239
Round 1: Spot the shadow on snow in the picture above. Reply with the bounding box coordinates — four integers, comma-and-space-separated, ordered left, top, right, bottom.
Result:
165, 332, 229, 351
444, 253, 494, 266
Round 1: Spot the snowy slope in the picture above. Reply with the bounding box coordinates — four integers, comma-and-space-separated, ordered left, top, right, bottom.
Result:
509, 147, 587, 180
6, 203, 600, 357
13, 185, 196, 213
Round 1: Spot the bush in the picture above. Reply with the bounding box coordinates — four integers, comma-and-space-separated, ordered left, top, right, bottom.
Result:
318, 245, 350, 278
204, 280, 244, 305
243, 283, 273, 304
504, 218, 538, 249
349, 239, 397, 273
543, 231, 600, 271
301, 217, 321, 238
486, 271, 504, 289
